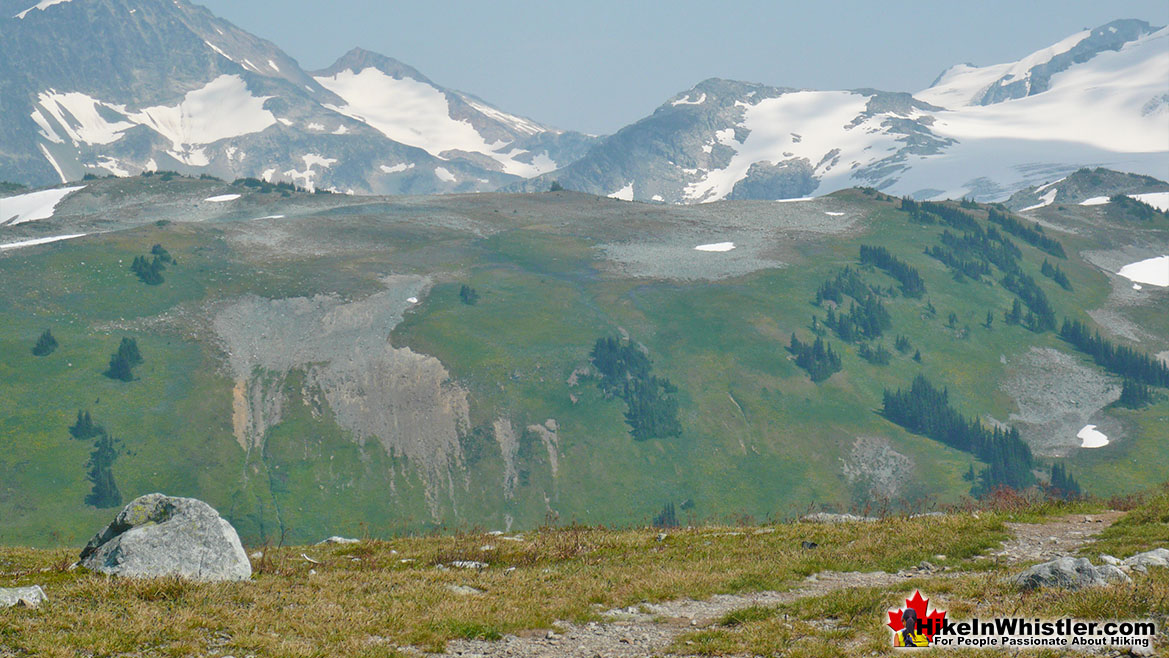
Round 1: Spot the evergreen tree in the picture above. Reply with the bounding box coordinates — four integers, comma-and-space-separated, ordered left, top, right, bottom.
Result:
1048, 463, 1081, 500
117, 337, 143, 366
459, 285, 480, 305
985, 311, 994, 329
653, 502, 679, 528
84, 431, 122, 509
31, 329, 58, 356
69, 410, 102, 440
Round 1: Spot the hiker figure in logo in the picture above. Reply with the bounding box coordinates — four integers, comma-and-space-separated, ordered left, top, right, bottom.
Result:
894, 607, 929, 647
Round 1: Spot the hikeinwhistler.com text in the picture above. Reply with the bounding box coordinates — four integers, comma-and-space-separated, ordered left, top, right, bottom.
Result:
925, 617, 1156, 649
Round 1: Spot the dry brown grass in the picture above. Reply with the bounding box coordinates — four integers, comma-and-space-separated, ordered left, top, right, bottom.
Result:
0, 514, 1010, 657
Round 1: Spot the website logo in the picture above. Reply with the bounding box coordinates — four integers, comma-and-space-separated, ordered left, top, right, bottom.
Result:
887, 590, 947, 647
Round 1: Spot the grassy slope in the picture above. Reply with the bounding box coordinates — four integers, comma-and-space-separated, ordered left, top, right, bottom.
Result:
0, 185, 1166, 546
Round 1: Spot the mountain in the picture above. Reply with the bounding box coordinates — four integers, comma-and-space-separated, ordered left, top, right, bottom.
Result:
1006, 167, 1169, 212
0, 0, 594, 192
2, 172, 1167, 545
518, 19, 1168, 203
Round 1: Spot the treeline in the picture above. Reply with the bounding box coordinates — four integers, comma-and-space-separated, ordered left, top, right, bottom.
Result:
590, 336, 682, 440
789, 334, 842, 382
987, 208, 1066, 258
1060, 319, 1169, 387
860, 245, 925, 297
883, 375, 1035, 495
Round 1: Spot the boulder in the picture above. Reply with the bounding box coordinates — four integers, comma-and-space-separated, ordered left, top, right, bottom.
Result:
1014, 557, 1131, 591
79, 493, 251, 582
0, 585, 46, 608
317, 536, 360, 545
1122, 548, 1169, 570
800, 512, 878, 523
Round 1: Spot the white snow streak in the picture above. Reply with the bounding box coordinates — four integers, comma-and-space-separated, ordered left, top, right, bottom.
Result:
1, 186, 85, 226
14, 0, 72, 19
0, 233, 86, 251
694, 242, 736, 252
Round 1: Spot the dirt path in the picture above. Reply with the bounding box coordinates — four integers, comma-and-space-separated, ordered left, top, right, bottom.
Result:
988, 510, 1124, 564
430, 512, 1126, 657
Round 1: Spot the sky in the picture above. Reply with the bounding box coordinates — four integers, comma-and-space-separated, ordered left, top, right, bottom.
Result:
196, 0, 1169, 136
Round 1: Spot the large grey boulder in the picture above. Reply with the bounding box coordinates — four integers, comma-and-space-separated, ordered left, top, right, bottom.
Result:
1014, 557, 1131, 590
0, 585, 46, 608
1122, 548, 1169, 570
79, 493, 251, 582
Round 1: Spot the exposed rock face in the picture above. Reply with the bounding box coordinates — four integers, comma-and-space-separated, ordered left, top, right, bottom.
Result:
1014, 556, 1130, 590
0, 585, 46, 608
213, 277, 471, 518
79, 493, 251, 582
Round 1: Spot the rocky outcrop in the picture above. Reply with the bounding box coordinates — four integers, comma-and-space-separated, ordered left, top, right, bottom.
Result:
1014, 556, 1130, 590
79, 493, 251, 582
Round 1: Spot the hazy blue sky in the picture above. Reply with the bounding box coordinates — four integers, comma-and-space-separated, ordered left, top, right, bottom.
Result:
197, 0, 1168, 135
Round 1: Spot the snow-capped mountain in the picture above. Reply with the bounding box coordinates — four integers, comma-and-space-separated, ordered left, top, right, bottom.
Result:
0, 0, 593, 192
519, 19, 1168, 203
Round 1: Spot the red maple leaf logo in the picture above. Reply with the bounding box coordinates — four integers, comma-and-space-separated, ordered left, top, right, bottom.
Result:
887, 590, 947, 641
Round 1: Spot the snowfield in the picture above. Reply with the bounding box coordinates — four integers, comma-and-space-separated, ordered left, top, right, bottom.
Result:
205, 194, 242, 203
31, 75, 276, 163
1118, 255, 1169, 287
0, 186, 85, 226
1131, 192, 1169, 211
315, 67, 555, 178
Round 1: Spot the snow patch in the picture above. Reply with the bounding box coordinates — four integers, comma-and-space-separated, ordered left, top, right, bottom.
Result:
253, 215, 285, 220
205, 194, 242, 203
1077, 424, 1109, 449
1117, 255, 1169, 287
1131, 192, 1169, 211
0, 233, 86, 251
1, 186, 85, 226
775, 197, 816, 203
672, 92, 707, 106
824, 211, 845, 216
1080, 196, 1111, 206
14, 0, 72, 19
434, 167, 456, 183
1020, 188, 1058, 212
380, 163, 415, 174
608, 183, 634, 201
695, 242, 735, 252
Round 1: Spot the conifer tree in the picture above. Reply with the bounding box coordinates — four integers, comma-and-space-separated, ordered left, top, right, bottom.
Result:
84, 431, 122, 509
31, 329, 58, 356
